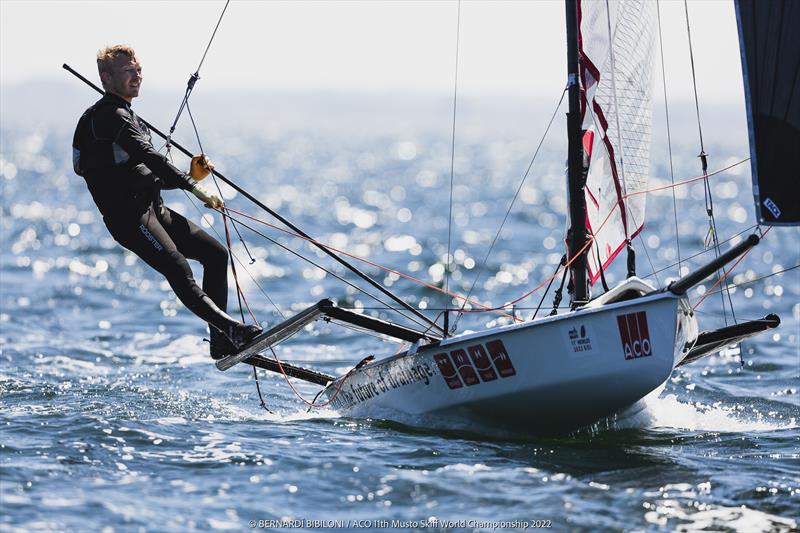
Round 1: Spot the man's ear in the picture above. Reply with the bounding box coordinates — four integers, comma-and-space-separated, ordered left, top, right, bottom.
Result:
99, 71, 111, 90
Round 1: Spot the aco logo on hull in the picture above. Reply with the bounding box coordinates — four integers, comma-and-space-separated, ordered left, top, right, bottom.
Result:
433, 339, 516, 390
616, 311, 652, 360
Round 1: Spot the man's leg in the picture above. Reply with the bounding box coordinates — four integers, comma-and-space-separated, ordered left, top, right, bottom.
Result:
157, 207, 229, 314
110, 207, 239, 334
156, 207, 244, 357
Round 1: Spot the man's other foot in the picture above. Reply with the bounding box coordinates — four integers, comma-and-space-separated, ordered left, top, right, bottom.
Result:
209, 328, 235, 360
209, 323, 262, 360
226, 323, 263, 351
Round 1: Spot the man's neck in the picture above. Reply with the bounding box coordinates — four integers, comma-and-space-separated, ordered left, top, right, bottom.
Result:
106, 90, 132, 104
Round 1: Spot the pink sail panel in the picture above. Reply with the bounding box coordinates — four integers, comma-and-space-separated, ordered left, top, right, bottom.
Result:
578, 0, 655, 283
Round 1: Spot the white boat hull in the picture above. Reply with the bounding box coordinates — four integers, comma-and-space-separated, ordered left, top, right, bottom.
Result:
324, 288, 696, 434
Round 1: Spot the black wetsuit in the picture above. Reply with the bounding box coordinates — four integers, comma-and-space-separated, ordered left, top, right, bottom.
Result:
72, 92, 236, 333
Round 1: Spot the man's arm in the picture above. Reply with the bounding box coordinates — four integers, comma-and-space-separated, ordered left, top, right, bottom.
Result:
101, 107, 195, 191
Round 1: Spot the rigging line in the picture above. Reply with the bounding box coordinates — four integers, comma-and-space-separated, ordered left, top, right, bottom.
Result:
218, 154, 744, 320
643, 224, 758, 279
327, 320, 406, 344
201, 147, 256, 263
445, 0, 462, 324
224, 210, 247, 323
700, 264, 799, 299
195, 0, 231, 75
683, 0, 735, 325
683, 0, 706, 154
531, 255, 566, 321
183, 191, 285, 319
165, 0, 231, 150
339, 306, 572, 311
451, 86, 568, 328
223, 206, 517, 320
344, 155, 749, 318
623, 158, 749, 198
623, 205, 661, 288
485, 158, 750, 311
222, 213, 258, 323
656, 0, 682, 277
214, 209, 435, 332
462, 156, 749, 314
186, 101, 205, 155
693, 226, 772, 310
269, 341, 354, 409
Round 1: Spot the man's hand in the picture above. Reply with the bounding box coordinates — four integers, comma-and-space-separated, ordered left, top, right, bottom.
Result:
190, 154, 214, 181
191, 183, 223, 209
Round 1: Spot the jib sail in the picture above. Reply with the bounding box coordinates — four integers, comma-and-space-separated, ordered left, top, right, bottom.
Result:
578, 0, 656, 283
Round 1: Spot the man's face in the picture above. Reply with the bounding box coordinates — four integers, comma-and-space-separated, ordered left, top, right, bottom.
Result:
103, 55, 142, 102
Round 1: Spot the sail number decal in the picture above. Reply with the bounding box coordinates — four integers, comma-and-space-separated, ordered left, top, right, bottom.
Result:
617, 311, 652, 360
434, 339, 516, 390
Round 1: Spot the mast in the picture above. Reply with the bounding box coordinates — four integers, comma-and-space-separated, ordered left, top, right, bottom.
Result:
565, 0, 589, 306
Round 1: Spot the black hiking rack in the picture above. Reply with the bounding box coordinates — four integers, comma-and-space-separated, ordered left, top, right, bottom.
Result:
215, 299, 441, 383
679, 313, 780, 367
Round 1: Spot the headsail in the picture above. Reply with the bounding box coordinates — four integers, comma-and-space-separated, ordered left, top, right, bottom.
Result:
578, 0, 656, 283
735, 0, 800, 226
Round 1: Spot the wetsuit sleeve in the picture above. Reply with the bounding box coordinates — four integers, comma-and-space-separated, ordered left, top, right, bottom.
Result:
100, 107, 195, 191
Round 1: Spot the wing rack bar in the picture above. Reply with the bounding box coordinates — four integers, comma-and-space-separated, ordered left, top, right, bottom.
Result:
216, 299, 441, 375
216, 300, 328, 371
679, 313, 780, 367
319, 301, 442, 344
244, 353, 334, 385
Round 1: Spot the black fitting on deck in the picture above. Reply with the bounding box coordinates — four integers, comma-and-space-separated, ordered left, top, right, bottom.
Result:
668, 234, 759, 296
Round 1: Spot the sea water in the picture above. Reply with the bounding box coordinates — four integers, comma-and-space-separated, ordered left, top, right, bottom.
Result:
1, 89, 798, 532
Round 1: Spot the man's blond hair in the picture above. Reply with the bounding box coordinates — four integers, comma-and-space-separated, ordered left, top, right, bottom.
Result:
96, 45, 136, 76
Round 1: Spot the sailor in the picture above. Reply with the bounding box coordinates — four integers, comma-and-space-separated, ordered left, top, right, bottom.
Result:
72, 44, 261, 359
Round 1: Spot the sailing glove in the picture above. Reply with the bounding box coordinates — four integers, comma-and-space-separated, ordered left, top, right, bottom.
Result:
191, 183, 223, 209
190, 154, 214, 181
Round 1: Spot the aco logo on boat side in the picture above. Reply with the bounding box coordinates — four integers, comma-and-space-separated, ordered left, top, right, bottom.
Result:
433, 339, 516, 390
616, 311, 652, 360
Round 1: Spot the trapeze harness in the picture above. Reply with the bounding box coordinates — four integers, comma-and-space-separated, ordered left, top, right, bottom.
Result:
72, 93, 237, 333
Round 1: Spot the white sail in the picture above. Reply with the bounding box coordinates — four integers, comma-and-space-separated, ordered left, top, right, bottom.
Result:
578, 0, 656, 283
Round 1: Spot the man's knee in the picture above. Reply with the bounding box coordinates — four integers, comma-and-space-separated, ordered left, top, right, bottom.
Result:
207, 241, 229, 270
162, 250, 196, 284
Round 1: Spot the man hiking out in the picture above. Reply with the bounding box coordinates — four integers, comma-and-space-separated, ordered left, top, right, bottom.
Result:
72, 45, 261, 359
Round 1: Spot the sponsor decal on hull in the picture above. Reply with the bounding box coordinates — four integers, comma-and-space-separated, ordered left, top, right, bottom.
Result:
562, 322, 596, 355
617, 311, 652, 360
330, 360, 436, 410
450, 349, 480, 386
330, 339, 517, 410
434, 339, 516, 389
467, 345, 497, 382
433, 353, 462, 389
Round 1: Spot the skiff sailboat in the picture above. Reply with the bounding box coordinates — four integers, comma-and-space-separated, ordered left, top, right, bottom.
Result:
212, 0, 792, 433
64, 0, 795, 433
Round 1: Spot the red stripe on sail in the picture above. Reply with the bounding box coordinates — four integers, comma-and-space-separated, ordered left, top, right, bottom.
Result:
587, 225, 644, 284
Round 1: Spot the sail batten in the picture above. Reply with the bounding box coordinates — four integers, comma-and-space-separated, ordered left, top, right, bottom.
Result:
578, 0, 656, 283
